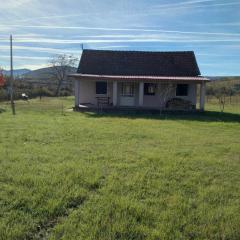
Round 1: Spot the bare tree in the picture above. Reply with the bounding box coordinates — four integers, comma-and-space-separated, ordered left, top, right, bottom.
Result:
160, 83, 175, 112
49, 54, 78, 96
214, 83, 228, 112
218, 95, 226, 112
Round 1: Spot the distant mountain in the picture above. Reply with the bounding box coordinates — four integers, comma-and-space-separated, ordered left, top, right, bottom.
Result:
2, 66, 77, 80
207, 76, 240, 81
2, 66, 77, 98
3, 68, 31, 77
23, 66, 77, 80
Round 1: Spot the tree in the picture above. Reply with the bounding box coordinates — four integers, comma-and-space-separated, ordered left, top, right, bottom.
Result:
160, 83, 175, 109
0, 68, 5, 87
49, 54, 78, 96
214, 82, 229, 112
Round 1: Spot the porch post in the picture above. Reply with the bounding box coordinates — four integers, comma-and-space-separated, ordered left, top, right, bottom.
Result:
139, 82, 144, 106
200, 81, 206, 111
113, 81, 118, 106
74, 79, 80, 107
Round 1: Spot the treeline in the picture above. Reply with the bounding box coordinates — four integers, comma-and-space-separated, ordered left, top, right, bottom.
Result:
0, 76, 73, 101
206, 78, 240, 102
206, 78, 240, 111
206, 78, 240, 99
0, 54, 77, 101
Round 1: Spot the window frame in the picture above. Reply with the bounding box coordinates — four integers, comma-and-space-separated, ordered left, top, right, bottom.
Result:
121, 82, 134, 97
96, 81, 107, 95
176, 84, 189, 97
144, 83, 157, 96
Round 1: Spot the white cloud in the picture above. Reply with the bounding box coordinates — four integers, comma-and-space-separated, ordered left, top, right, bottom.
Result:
197, 22, 240, 26
197, 53, 240, 57
0, 0, 34, 9
0, 45, 78, 54
1, 55, 50, 60
0, 24, 239, 37
153, 0, 240, 11
155, 0, 217, 8
94, 45, 130, 49
16, 14, 87, 22
0, 33, 238, 45
14, 63, 48, 70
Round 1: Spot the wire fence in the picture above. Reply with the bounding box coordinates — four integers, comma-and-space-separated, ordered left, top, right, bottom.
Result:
0, 97, 74, 115
0, 95, 239, 116
206, 95, 240, 105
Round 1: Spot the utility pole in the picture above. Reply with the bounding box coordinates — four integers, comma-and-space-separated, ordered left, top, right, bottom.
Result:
10, 35, 16, 115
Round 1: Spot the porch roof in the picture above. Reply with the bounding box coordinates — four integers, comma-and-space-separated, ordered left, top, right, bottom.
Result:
69, 73, 210, 83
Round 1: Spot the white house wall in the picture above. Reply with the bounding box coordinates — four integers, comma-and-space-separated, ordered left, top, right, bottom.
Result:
142, 83, 196, 108
78, 80, 113, 105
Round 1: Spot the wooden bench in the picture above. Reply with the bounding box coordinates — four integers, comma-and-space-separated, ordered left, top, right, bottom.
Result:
96, 96, 110, 108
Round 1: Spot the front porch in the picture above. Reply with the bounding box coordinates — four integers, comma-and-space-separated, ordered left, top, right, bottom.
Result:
73, 76, 207, 111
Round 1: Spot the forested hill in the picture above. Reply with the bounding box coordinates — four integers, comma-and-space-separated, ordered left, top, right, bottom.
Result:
2, 69, 31, 77
208, 76, 240, 81
22, 66, 77, 80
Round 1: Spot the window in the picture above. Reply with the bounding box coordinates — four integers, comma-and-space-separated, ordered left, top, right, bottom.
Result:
121, 83, 134, 96
96, 81, 107, 95
144, 83, 156, 96
176, 84, 188, 96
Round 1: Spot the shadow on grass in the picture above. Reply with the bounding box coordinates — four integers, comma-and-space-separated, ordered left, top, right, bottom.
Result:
0, 108, 6, 114
82, 110, 240, 123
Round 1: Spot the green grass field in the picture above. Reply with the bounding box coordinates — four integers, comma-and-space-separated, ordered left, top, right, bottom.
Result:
0, 97, 240, 240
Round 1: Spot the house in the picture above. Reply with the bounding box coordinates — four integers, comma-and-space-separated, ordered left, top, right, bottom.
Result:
69, 49, 209, 111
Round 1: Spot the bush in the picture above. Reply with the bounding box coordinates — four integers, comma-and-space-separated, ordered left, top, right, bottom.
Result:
0, 88, 9, 101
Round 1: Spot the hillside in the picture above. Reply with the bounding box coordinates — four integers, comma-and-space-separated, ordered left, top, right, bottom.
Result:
2, 66, 78, 98
3, 68, 31, 77
208, 76, 240, 81
23, 66, 77, 80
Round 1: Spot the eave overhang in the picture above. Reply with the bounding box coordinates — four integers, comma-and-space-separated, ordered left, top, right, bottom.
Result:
69, 73, 210, 83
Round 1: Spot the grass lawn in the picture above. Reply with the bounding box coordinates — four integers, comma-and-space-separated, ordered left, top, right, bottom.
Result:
0, 97, 240, 240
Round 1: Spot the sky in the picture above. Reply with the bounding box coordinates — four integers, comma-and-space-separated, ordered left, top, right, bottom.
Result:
0, 0, 239, 76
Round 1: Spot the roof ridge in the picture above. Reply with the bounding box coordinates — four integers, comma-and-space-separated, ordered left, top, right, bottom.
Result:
83, 49, 194, 54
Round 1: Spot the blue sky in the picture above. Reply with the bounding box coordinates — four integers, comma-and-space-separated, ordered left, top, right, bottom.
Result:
0, 0, 239, 76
